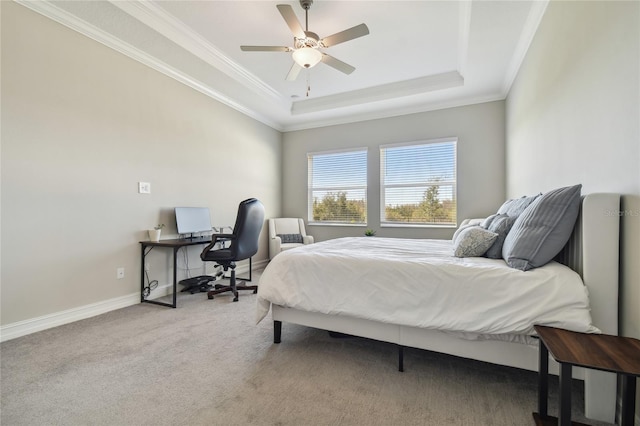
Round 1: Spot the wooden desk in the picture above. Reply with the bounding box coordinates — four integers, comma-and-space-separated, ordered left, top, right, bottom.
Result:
533, 325, 640, 426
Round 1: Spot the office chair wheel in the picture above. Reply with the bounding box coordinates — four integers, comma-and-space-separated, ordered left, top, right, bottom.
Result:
233, 296, 239, 302
253, 289, 257, 294
208, 294, 214, 300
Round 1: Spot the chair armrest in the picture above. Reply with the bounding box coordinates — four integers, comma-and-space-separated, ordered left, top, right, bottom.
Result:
269, 236, 282, 260
212, 233, 235, 240
303, 235, 314, 244
201, 233, 236, 256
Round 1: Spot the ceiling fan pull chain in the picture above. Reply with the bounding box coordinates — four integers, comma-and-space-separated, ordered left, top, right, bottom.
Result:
306, 72, 311, 97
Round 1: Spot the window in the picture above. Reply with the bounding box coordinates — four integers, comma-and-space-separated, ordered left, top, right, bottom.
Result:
380, 138, 457, 226
308, 148, 367, 225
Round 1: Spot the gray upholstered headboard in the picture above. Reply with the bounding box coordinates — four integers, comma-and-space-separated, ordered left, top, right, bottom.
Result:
559, 193, 620, 421
560, 193, 620, 335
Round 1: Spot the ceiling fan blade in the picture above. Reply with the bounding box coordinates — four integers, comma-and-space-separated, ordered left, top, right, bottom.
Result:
276, 4, 305, 39
321, 54, 356, 75
320, 23, 369, 47
285, 62, 303, 81
241, 46, 292, 52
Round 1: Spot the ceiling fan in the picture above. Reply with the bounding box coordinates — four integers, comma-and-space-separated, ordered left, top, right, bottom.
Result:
240, 0, 370, 81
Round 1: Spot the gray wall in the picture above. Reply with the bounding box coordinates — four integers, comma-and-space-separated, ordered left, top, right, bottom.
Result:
1, 2, 282, 326
282, 101, 506, 242
506, 0, 639, 414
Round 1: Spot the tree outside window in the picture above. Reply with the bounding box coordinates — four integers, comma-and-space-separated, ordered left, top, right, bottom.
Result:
308, 149, 367, 225
380, 139, 457, 226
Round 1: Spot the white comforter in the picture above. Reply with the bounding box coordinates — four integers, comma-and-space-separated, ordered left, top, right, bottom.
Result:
256, 237, 599, 336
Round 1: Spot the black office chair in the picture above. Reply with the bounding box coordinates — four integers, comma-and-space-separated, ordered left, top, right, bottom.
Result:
200, 198, 265, 302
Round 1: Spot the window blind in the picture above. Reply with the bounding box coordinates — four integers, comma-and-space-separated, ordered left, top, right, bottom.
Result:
380, 139, 457, 226
308, 149, 367, 224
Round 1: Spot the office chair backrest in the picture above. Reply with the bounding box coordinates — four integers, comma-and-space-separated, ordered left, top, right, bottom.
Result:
230, 198, 265, 260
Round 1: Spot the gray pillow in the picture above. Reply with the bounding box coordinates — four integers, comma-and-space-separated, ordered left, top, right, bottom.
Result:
453, 226, 498, 258
497, 194, 541, 217
481, 213, 503, 229
484, 214, 517, 259
277, 233, 303, 244
502, 184, 582, 271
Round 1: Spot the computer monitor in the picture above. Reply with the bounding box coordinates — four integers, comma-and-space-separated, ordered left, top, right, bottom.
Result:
175, 207, 212, 238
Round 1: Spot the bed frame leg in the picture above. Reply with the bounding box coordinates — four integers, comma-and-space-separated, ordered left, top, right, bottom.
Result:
398, 345, 404, 372
274, 320, 282, 344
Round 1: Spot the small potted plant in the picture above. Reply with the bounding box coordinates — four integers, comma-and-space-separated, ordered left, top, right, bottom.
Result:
148, 224, 164, 242
364, 229, 376, 237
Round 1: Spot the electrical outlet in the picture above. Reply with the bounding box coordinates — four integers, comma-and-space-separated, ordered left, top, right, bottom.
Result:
117, 267, 125, 279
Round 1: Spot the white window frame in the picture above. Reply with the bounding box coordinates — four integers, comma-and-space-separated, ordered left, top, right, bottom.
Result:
380, 138, 457, 228
307, 148, 368, 226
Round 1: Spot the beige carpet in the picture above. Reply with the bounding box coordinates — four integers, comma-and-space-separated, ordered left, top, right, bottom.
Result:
1, 278, 611, 426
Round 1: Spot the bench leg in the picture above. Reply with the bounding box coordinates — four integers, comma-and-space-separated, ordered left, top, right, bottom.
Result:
538, 340, 549, 417
559, 363, 572, 426
621, 375, 636, 426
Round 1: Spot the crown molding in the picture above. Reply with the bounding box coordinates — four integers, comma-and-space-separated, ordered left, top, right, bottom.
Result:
283, 92, 505, 132
457, 0, 472, 78
501, 0, 549, 96
14, 0, 284, 131
291, 71, 464, 115
109, 1, 288, 108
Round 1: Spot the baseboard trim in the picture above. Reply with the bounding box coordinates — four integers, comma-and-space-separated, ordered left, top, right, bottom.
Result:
0, 292, 140, 343
0, 261, 267, 342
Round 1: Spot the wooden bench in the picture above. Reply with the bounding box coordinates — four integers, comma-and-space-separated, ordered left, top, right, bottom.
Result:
533, 325, 640, 426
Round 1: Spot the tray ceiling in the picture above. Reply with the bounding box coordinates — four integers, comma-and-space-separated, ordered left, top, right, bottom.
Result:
19, 0, 548, 131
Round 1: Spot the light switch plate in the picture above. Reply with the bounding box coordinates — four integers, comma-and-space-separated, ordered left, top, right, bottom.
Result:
138, 182, 151, 194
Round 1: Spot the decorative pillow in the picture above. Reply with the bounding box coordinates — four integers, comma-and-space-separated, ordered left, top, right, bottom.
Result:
452, 220, 484, 244
453, 226, 498, 258
481, 213, 503, 229
497, 194, 541, 217
502, 184, 582, 271
452, 224, 474, 244
484, 214, 517, 259
277, 233, 303, 244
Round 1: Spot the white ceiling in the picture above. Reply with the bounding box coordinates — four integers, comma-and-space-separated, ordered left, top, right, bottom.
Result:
24, 0, 548, 131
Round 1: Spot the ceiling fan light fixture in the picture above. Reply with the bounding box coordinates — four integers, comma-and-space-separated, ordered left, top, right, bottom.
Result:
292, 47, 322, 68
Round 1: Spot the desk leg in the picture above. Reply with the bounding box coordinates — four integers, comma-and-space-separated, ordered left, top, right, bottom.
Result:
538, 340, 549, 417
559, 363, 572, 426
141, 245, 146, 302
172, 247, 178, 308
621, 375, 636, 426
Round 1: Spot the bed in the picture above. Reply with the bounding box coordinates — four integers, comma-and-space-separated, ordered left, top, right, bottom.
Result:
256, 193, 620, 423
